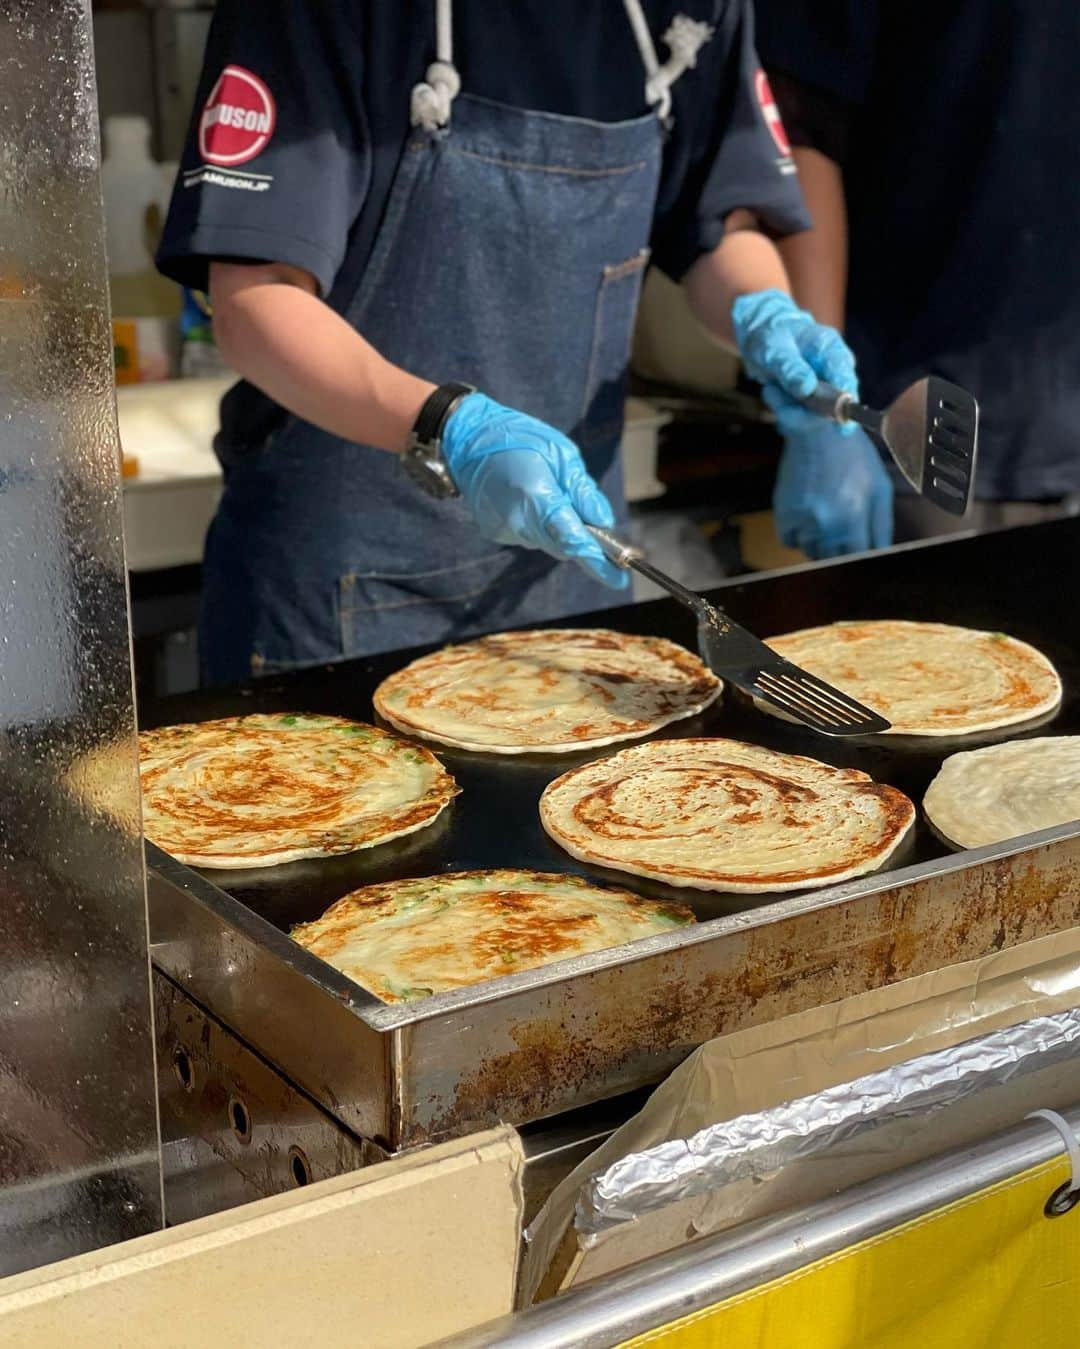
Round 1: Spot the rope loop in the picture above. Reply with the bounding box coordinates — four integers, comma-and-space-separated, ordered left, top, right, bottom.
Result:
410, 60, 462, 131
643, 14, 714, 125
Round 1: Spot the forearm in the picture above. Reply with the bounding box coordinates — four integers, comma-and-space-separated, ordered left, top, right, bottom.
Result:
681, 211, 791, 348
776, 147, 847, 329
209, 262, 434, 453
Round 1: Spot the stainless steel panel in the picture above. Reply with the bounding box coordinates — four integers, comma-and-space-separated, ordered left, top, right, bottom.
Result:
149, 850, 392, 1143
0, 0, 162, 1274
395, 830, 1080, 1142
154, 973, 370, 1226
154, 961, 633, 1226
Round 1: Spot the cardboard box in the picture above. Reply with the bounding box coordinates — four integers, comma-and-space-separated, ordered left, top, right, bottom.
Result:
0, 1127, 524, 1349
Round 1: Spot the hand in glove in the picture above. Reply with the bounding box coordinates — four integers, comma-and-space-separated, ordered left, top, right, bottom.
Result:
732, 287, 859, 436
441, 393, 627, 589
773, 422, 894, 560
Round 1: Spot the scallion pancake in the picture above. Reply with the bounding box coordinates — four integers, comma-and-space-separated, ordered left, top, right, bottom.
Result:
758, 621, 1060, 736
924, 736, 1080, 849
373, 628, 720, 753
291, 869, 695, 1002
139, 713, 458, 868
540, 738, 914, 893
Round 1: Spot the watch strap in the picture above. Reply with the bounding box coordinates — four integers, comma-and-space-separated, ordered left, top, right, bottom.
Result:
412, 382, 476, 448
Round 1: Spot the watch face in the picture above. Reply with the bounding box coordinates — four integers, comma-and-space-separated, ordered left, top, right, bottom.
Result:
402, 447, 459, 499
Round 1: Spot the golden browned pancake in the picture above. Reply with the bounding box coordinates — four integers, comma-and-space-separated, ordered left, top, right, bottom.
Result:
373, 628, 720, 753
139, 713, 458, 868
290, 870, 695, 1002
540, 738, 915, 893
760, 621, 1061, 736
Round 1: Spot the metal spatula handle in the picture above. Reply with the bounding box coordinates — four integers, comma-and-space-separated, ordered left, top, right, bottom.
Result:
803, 383, 883, 436
588, 526, 713, 617
587, 525, 642, 570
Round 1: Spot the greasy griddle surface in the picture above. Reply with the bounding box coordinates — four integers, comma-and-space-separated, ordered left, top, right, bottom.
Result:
141, 520, 1078, 931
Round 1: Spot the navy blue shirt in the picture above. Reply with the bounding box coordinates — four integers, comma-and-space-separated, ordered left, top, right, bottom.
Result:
157, 0, 808, 450
756, 0, 1080, 499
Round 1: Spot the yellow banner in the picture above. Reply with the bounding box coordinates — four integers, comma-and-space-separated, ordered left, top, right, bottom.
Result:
622, 1159, 1078, 1349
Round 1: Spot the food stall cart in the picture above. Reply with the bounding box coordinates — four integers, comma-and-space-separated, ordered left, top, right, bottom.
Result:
145, 519, 1080, 1169
137, 521, 1080, 1345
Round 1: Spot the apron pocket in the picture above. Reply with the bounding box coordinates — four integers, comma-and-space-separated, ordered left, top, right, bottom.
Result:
339, 550, 538, 657
340, 552, 513, 614
580, 248, 650, 447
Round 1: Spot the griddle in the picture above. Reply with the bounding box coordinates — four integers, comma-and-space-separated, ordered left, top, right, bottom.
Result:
146, 519, 1080, 1151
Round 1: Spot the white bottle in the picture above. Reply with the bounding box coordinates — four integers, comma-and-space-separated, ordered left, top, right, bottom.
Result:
101, 116, 165, 281
102, 116, 179, 380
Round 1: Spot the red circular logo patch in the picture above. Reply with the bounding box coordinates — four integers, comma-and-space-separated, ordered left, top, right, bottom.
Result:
198, 65, 276, 167
754, 69, 791, 158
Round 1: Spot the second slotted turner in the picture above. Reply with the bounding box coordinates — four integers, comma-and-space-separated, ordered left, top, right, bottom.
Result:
802, 375, 979, 517
587, 527, 891, 737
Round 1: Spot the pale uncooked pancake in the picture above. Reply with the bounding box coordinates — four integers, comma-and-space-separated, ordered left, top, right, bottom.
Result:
924, 736, 1080, 849
290, 869, 695, 1002
373, 628, 720, 754
760, 621, 1061, 736
139, 713, 458, 868
540, 738, 915, 893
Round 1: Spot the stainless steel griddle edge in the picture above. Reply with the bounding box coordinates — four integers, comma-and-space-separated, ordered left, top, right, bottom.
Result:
153, 816, 1080, 1035
145, 518, 1080, 1149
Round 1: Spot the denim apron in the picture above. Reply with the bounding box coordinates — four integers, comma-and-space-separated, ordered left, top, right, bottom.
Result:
201, 4, 710, 683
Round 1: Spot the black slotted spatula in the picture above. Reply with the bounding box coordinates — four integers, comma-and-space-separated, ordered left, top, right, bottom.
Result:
586, 527, 891, 737
802, 376, 979, 516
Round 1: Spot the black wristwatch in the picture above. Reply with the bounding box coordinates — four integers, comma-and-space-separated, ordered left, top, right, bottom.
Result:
401, 382, 476, 499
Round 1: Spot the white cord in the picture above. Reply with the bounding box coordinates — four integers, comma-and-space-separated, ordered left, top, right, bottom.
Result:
622, 0, 663, 85
435, 0, 452, 62
1026, 1109, 1080, 1194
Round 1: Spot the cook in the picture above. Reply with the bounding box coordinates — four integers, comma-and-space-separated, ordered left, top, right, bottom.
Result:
755, 0, 1080, 551
157, 0, 859, 685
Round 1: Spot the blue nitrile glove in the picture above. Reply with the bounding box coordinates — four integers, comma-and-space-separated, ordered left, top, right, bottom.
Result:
773, 422, 894, 560
732, 288, 859, 437
440, 393, 628, 590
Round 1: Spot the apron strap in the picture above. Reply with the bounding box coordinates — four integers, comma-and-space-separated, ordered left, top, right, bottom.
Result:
410, 0, 714, 133
410, 0, 461, 130
621, 0, 714, 127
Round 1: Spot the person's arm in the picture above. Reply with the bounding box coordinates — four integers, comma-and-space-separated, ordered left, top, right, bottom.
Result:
680, 209, 792, 347
776, 146, 847, 328
209, 260, 625, 589
679, 210, 856, 407
210, 261, 435, 454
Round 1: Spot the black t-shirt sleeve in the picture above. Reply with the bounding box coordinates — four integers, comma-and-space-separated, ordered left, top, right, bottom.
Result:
156, 0, 369, 295
766, 69, 855, 166
651, 0, 810, 281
